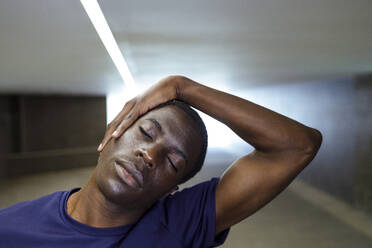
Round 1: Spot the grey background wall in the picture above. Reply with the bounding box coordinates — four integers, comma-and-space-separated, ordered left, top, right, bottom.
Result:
0, 95, 106, 179
0, 96, 18, 178
354, 75, 372, 213
243, 74, 372, 213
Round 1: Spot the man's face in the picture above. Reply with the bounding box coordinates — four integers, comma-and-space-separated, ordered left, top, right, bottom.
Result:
95, 105, 202, 210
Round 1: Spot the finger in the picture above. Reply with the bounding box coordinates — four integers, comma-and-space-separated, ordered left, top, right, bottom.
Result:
98, 100, 136, 151
98, 119, 122, 152
110, 103, 137, 139
112, 109, 139, 138
98, 129, 113, 152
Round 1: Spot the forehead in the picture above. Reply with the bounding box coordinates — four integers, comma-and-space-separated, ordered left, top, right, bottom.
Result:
144, 105, 193, 128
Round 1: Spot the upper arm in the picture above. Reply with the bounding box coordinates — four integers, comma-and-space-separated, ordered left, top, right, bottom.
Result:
215, 147, 319, 235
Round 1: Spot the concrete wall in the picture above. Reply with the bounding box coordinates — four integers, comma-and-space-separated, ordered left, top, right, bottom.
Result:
0, 95, 106, 178
20, 96, 105, 152
0, 96, 19, 154
0, 96, 18, 178
354, 75, 372, 213
241, 74, 372, 213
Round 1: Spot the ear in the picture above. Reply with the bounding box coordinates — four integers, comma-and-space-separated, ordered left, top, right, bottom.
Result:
169, 185, 179, 195
160, 186, 179, 200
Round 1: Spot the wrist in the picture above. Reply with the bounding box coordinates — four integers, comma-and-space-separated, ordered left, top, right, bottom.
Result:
171, 75, 193, 101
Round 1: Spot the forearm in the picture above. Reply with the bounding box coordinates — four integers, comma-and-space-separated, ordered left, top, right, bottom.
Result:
176, 76, 321, 154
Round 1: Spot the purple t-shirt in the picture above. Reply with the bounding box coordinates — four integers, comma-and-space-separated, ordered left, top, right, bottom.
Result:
0, 177, 230, 247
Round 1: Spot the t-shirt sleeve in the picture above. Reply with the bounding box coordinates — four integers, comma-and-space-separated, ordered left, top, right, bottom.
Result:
162, 177, 230, 248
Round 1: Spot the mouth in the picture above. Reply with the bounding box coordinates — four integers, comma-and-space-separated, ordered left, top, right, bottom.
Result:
114, 159, 144, 189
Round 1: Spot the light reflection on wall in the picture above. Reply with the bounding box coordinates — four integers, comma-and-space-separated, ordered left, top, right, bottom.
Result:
197, 111, 240, 148
106, 86, 140, 124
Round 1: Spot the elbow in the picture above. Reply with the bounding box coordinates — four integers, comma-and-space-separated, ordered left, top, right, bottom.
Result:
301, 128, 323, 157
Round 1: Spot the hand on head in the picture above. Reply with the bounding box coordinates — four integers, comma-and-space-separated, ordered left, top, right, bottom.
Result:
98, 76, 184, 152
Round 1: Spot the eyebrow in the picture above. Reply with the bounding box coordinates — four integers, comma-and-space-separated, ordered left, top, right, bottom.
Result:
145, 118, 189, 167
172, 147, 189, 167
146, 118, 162, 132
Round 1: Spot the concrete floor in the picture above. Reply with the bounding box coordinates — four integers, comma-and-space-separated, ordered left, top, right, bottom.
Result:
1, 165, 372, 248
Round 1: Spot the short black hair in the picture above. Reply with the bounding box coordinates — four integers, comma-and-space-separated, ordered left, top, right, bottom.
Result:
152, 99, 208, 184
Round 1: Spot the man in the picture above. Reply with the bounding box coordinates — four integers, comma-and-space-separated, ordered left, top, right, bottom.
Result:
0, 76, 322, 247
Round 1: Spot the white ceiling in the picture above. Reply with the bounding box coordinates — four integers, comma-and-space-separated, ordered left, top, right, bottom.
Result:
0, 0, 371, 94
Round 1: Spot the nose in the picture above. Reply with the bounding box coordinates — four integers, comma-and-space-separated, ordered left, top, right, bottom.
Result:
135, 148, 154, 169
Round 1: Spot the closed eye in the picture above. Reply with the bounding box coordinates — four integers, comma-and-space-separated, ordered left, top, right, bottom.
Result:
139, 126, 153, 140
168, 157, 178, 172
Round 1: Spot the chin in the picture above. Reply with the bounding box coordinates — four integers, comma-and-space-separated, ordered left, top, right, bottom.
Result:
96, 173, 128, 201
95, 173, 150, 210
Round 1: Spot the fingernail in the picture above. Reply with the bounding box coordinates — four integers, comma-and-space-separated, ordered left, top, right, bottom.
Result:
112, 130, 118, 137
98, 144, 103, 151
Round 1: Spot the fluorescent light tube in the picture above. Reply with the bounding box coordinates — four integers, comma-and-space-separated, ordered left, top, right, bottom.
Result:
80, 0, 136, 88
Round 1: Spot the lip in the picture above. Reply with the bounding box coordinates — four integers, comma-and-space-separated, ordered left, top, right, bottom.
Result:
115, 159, 144, 188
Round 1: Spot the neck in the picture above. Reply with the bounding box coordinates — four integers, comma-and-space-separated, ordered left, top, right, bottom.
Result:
67, 172, 146, 228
